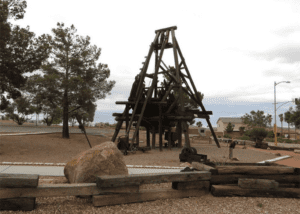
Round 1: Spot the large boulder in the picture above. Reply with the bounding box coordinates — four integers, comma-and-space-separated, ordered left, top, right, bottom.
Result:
64, 141, 128, 183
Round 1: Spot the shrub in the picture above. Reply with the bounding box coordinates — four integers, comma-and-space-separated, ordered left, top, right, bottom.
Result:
285, 139, 293, 144
240, 136, 250, 140
218, 135, 221, 138
225, 123, 234, 133
267, 131, 275, 138
223, 134, 232, 139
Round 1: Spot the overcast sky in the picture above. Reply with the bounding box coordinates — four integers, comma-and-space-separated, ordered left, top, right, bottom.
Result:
12, 0, 300, 128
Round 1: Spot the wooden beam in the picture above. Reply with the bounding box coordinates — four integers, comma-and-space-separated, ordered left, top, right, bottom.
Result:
0, 198, 35, 211
126, 32, 160, 140
175, 37, 220, 148
161, 85, 174, 102
215, 166, 295, 175
211, 185, 300, 198
152, 126, 156, 149
172, 181, 210, 190
0, 184, 139, 199
0, 174, 39, 188
97, 171, 211, 188
130, 34, 169, 147
168, 126, 172, 150
177, 120, 182, 148
93, 188, 208, 207
159, 104, 163, 151
146, 126, 150, 147
155, 26, 177, 33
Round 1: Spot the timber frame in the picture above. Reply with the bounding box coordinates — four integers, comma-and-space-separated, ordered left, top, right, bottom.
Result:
111, 26, 220, 150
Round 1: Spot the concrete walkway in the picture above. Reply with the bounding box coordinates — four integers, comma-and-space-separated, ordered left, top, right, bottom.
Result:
0, 164, 186, 176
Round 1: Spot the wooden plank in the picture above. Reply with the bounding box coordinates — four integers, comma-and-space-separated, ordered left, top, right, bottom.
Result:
168, 126, 172, 150
211, 185, 300, 198
97, 171, 211, 188
216, 166, 295, 175
0, 184, 139, 199
0, 174, 39, 188
126, 32, 160, 143
177, 120, 182, 148
146, 126, 150, 147
152, 126, 156, 149
191, 162, 218, 175
93, 187, 208, 207
238, 178, 279, 189
0, 198, 35, 211
159, 104, 162, 151
174, 37, 220, 148
172, 181, 210, 190
211, 174, 300, 185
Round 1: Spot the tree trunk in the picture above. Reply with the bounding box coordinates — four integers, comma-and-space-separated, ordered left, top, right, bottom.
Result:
288, 123, 290, 139
62, 89, 69, 138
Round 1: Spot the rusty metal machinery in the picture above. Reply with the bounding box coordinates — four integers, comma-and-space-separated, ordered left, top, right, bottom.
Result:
111, 26, 220, 152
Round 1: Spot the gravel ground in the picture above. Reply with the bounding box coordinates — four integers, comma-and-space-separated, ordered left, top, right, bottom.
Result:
1, 124, 299, 213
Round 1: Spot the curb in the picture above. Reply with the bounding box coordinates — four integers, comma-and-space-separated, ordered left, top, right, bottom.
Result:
257, 155, 291, 163
0, 162, 186, 169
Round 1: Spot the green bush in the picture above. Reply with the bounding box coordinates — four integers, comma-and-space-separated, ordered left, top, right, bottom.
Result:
267, 131, 275, 138
285, 139, 293, 144
240, 136, 250, 140
265, 138, 274, 142
223, 134, 232, 139
218, 135, 221, 138
248, 128, 268, 142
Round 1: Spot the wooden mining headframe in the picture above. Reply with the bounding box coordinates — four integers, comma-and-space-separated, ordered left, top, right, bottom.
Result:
111, 26, 220, 151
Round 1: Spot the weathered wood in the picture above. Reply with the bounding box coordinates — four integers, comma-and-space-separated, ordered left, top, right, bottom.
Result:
97, 171, 211, 188
177, 120, 182, 148
211, 185, 300, 198
0, 174, 39, 188
168, 126, 172, 150
211, 174, 300, 185
159, 104, 163, 151
0, 184, 139, 199
0, 198, 35, 211
93, 188, 208, 207
175, 37, 220, 148
172, 180, 210, 190
238, 178, 279, 189
130, 37, 168, 147
192, 162, 218, 175
146, 126, 150, 147
216, 166, 295, 175
152, 126, 156, 149
136, 129, 139, 147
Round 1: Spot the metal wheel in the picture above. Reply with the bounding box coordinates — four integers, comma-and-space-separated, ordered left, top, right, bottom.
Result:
181, 147, 193, 155
190, 147, 197, 155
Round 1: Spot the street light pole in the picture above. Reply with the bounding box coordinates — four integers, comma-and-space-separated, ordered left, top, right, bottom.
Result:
274, 81, 291, 146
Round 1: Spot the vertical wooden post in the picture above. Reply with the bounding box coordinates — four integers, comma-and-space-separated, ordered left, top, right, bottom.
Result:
146, 126, 150, 147
177, 120, 182, 148
136, 128, 139, 147
182, 121, 190, 148
159, 105, 163, 151
125, 104, 129, 131
152, 126, 156, 149
168, 127, 172, 150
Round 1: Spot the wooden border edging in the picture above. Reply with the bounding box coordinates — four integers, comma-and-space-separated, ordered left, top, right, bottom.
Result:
93, 188, 209, 207
96, 171, 211, 188
211, 185, 300, 198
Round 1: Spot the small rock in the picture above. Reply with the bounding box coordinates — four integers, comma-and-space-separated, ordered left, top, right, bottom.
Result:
275, 153, 281, 156
231, 157, 239, 161
267, 147, 271, 150
294, 149, 300, 154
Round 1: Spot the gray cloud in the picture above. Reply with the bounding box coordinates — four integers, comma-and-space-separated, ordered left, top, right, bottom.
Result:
273, 26, 300, 37
250, 44, 300, 63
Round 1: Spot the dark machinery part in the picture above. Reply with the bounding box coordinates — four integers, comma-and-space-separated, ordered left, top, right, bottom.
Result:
179, 147, 207, 163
